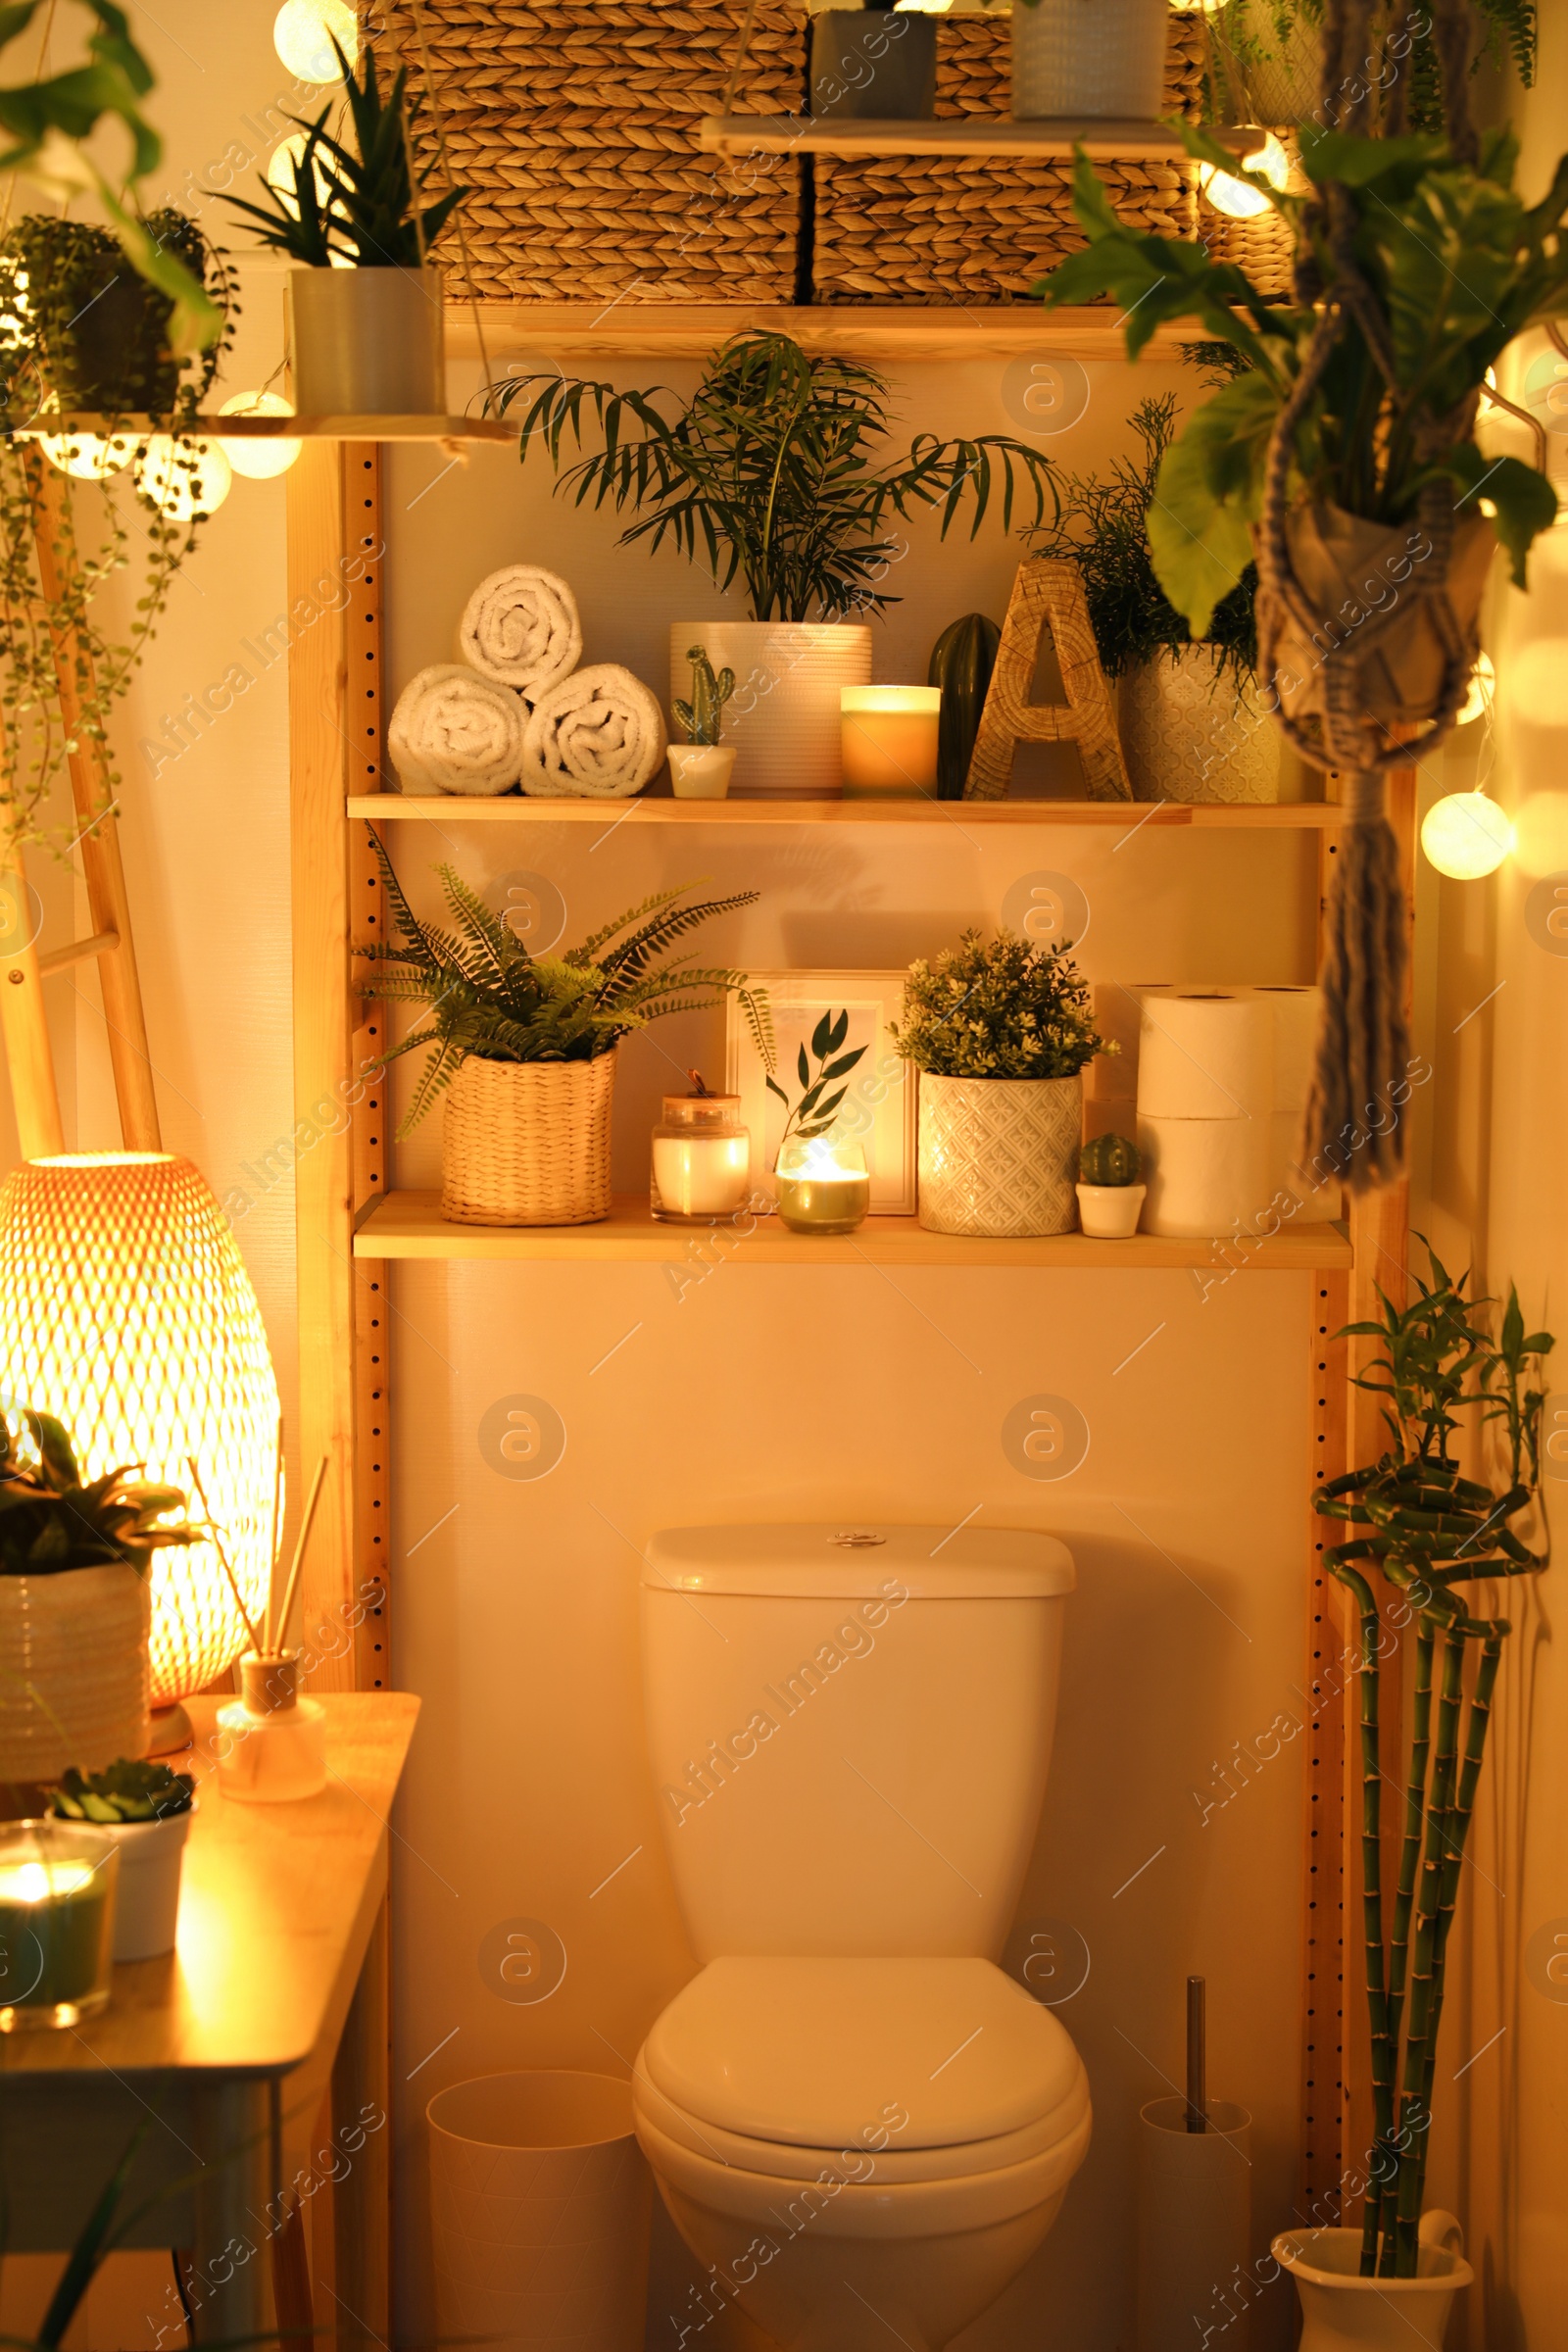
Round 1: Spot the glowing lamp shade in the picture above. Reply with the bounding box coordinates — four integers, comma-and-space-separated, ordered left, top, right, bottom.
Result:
1421, 792, 1514, 880
1200, 131, 1291, 220
273, 0, 358, 81
219, 391, 302, 479
0, 1154, 280, 1708
135, 435, 232, 520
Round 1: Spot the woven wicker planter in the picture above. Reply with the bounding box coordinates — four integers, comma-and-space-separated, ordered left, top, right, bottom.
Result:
1118, 649, 1281, 804
442, 1053, 617, 1227
0, 1564, 150, 1787
916, 1072, 1082, 1239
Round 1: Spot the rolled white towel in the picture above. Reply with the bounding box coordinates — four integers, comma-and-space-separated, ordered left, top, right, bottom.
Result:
459, 564, 583, 699
388, 664, 524, 798
520, 664, 667, 800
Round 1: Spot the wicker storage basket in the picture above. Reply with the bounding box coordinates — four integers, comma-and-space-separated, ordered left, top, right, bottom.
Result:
812, 9, 1204, 305
374, 1, 803, 305
442, 1052, 617, 1226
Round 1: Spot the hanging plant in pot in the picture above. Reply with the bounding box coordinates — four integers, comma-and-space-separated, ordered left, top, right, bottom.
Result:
1011, 0, 1172, 122
219, 38, 464, 416
892, 930, 1106, 1238
361, 832, 772, 1227
1282, 1252, 1553, 2338
1035, 26, 1568, 1190
489, 331, 1058, 797
1199, 0, 1538, 135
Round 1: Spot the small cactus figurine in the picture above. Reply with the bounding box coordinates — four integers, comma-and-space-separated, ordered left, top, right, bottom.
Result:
1078, 1132, 1141, 1187
673, 644, 736, 747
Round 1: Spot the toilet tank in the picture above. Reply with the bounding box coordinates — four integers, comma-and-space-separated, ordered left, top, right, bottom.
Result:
641, 1523, 1074, 1960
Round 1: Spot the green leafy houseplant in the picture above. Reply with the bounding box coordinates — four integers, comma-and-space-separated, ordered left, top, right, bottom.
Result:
1200, 0, 1537, 135
0, 207, 231, 415
0, 1406, 196, 1574
674, 644, 736, 746
361, 831, 773, 1134
892, 931, 1106, 1081
1314, 1247, 1551, 2278
51, 1755, 193, 1821
487, 331, 1061, 622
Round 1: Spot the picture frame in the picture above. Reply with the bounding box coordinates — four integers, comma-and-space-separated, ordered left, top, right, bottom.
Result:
725, 970, 916, 1216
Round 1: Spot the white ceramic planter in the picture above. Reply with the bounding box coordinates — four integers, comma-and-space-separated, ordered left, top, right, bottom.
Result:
1273, 2218, 1472, 2351
1076, 1180, 1146, 1238
667, 745, 736, 801
0, 1566, 150, 1785
102, 1802, 194, 1961
917, 1072, 1082, 1238
669, 622, 871, 798
1011, 0, 1170, 120
288, 264, 445, 415
1119, 648, 1281, 804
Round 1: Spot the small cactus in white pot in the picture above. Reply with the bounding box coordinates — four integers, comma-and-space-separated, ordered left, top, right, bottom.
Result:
669, 645, 738, 800
1076, 1130, 1146, 1238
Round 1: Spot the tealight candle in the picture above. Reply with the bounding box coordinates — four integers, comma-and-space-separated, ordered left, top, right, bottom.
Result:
841, 686, 942, 798
651, 1091, 752, 1222
775, 1134, 871, 1235
0, 1821, 118, 2031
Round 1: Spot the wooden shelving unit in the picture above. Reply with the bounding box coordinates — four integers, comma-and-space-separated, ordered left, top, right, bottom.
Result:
11, 413, 514, 444
699, 114, 1250, 161
350, 794, 1340, 828
442, 302, 1196, 365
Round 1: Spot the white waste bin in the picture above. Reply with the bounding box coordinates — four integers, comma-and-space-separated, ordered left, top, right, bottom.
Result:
428, 2071, 653, 2351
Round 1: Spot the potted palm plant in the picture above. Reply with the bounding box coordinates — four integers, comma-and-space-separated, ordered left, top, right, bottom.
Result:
891, 930, 1106, 1238
1285, 1251, 1552, 2334
362, 832, 772, 1227
490, 331, 1059, 796
219, 38, 464, 415
0, 1409, 197, 1797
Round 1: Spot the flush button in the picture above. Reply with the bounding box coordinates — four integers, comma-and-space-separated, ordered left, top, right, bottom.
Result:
828, 1531, 886, 1547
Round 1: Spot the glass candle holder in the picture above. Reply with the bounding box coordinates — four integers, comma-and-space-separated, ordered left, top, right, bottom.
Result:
651, 1094, 752, 1223
841, 686, 942, 798
775, 1135, 871, 1235
0, 1819, 118, 2031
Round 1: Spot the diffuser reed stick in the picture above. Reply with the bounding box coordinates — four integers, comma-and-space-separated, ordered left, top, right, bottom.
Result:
186, 1455, 265, 1657
269, 1455, 328, 1658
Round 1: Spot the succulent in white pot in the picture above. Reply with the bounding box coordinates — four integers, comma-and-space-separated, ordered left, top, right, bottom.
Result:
492, 332, 1057, 797
220, 41, 462, 416
893, 931, 1107, 1239
1075, 1130, 1147, 1237
669, 644, 739, 801
51, 1756, 197, 1962
0, 1409, 199, 1794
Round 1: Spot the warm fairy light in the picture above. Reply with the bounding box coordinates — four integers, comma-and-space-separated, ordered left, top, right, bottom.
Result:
218, 391, 302, 479
135, 435, 232, 520
272, 0, 358, 82
0, 1153, 281, 1708
1200, 131, 1291, 220
1458, 651, 1494, 727
36, 432, 135, 480
1421, 792, 1514, 880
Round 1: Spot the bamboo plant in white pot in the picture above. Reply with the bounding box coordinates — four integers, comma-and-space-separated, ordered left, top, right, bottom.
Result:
362, 833, 771, 1226
221, 39, 464, 415
491, 332, 1058, 796
893, 931, 1106, 1238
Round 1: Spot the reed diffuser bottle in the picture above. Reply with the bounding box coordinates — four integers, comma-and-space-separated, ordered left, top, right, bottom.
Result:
194, 1447, 332, 1804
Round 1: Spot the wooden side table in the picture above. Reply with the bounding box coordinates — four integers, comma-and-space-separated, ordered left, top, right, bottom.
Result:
0, 1691, 418, 2348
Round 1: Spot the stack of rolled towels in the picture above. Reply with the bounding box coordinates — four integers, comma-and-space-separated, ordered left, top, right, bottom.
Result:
386, 564, 666, 800
1115, 984, 1338, 1238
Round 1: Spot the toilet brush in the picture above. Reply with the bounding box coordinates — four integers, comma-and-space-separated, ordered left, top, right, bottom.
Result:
1136, 1977, 1253, 2351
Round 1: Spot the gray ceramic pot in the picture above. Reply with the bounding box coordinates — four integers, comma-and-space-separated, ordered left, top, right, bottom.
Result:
287, 264, 445, 415
809, 10, 938, 120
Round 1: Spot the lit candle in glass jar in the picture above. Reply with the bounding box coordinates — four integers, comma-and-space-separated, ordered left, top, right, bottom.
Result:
0, 1822, 118, 2031
651, 1092, 753, 1222
774, 1135, 871, 1234
841, 686, 942, 798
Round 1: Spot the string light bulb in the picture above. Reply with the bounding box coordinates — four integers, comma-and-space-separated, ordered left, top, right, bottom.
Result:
37, 431, 135, 480
135, 436, 233, 520
272, 0, 358, 82
1200, 131, 1291, 220
218, 391, 302, 479
1457, 651, 1494, 727
1421, 791, 1514, 880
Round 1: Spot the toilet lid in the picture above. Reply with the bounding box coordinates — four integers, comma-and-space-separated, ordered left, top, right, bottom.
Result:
640, 1958, 1083, 2151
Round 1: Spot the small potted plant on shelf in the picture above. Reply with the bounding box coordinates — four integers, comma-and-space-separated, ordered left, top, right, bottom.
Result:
1285, 1253, 1551, 2332
1011, 0, 1171, 123
219, 38, 464, 416
669, 644, 738, 801
810, 0, 939, 123
51, 1756, 195, 1961
1200, 0, 1537, 134
489, 330, 1059, 797
891, 930, 1106, 1238
0, 1409, 198, 1799
361, 832, 773, 1227
1075, 1131, 1145, 1237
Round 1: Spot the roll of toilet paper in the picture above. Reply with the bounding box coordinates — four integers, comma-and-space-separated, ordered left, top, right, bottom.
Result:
1093, 980, 1165, 1103
1137, 988, 1274, 1122
1255, 985, 1339, 1222
1139, 1113, 1272, 1238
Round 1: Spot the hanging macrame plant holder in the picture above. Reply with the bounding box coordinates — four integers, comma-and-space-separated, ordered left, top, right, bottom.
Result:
1252, 0, 1488, 1193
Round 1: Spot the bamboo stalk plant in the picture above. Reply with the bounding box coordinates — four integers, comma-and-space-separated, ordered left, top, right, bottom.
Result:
1314, 1246, 1552, 2277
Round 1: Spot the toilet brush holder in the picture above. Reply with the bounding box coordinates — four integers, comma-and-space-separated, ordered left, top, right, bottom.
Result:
1136, 2094, 1253, 2351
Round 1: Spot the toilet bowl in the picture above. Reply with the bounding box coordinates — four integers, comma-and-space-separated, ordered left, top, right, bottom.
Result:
637, 1524, 1089, 2350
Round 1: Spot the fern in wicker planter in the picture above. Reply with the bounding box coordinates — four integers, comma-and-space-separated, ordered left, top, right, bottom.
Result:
360, 831, 771, 1227
892, 931, 1106, 1239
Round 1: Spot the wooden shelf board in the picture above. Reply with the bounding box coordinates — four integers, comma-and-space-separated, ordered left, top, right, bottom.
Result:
699, 115, 1249, 161
10, 414, 514, 444
356, 1190, 1351, 1271
442, 302, 1186, 364
348, 793, 1340, 828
